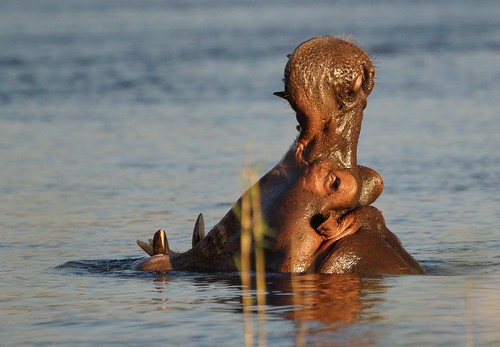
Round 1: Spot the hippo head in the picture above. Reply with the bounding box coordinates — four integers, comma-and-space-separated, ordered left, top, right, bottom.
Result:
275, 35, 375, 168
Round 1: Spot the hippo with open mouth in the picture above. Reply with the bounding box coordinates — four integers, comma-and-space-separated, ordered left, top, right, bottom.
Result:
133, 36, 424, 275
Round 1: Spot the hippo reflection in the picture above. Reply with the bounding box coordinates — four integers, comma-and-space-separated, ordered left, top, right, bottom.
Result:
133, 36, 424, 275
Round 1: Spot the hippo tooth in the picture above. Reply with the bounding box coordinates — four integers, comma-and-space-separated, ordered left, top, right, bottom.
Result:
136, 240, 154, 256
192, 213, 205, 247
153, 229, 170, 255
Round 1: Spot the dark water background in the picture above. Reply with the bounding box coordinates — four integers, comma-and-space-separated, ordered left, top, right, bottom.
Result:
1, 0, 499, 346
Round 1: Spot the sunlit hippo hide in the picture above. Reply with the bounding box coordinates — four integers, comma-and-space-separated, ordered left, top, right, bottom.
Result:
133, 36, 425, 275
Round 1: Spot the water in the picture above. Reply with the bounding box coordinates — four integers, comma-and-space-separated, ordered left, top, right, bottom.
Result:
1, 0, 499, 345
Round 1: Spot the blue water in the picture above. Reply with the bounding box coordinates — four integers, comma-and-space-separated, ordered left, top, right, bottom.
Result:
1, 0, 499, 346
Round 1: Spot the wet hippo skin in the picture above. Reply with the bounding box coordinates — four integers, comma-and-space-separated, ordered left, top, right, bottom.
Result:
133, 36, 425, 275
312, 206, 424, 274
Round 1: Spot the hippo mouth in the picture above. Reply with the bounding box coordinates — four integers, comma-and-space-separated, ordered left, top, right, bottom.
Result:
132, 36, 398, 274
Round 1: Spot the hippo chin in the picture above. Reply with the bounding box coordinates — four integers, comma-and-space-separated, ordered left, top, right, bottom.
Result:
133, 36, 425, 275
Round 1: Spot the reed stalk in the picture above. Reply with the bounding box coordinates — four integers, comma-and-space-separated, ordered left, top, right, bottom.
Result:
240, 167, 253, 347
239, 161, 267, 347
291, 273, 307, 347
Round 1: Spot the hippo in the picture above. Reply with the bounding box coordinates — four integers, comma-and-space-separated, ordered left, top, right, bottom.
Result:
133, 36, 424, 275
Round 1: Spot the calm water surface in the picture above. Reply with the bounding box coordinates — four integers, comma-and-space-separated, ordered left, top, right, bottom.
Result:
1, 0, 499, 346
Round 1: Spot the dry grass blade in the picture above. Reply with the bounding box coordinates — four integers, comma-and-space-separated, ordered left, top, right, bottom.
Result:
239, 162, 268, 347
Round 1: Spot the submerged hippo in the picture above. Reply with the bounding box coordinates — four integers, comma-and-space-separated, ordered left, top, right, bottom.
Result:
133, 36, 424, 275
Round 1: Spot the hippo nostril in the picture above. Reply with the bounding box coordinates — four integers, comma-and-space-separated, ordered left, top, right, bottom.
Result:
310, 214, 327, 229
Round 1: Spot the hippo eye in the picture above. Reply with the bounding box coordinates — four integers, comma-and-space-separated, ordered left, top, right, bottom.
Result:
330, 176, 341, 191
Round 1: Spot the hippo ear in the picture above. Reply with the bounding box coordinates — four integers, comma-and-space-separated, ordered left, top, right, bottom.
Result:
136, 239, 154, 256
316, 211, 360, 243
273, 91, 288, 100
350, 74, 363, 94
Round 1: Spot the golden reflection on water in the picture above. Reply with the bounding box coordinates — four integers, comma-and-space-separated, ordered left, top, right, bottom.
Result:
287, 274, 364, 324
238, 273, 385, 346
240, 164, 268, 347
146, 272, 500, 346
277, 274, 384, 324
147, 272, 386, 345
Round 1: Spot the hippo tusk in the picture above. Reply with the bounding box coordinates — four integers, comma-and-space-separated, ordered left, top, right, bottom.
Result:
136, 239, 154, 256
192, 213, 205, 247
152, 229, 170, 255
